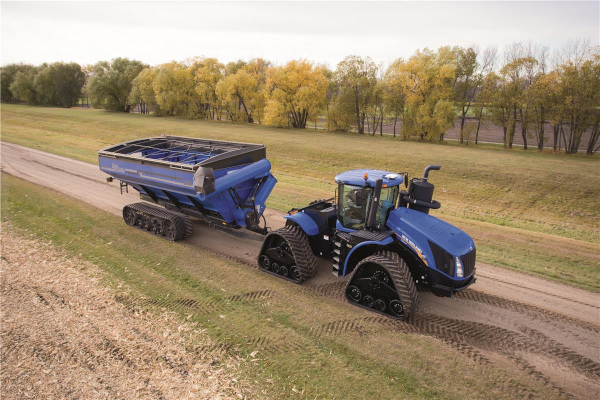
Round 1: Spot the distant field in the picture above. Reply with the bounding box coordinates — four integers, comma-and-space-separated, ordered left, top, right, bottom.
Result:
1, 104, 599, 291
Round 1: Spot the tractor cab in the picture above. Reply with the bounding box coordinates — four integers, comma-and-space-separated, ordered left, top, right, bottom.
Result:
335, 169, 405, 232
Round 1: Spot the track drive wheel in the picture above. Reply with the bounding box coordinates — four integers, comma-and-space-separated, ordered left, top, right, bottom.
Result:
257, 226, 317, 283
344, 251, 419, 320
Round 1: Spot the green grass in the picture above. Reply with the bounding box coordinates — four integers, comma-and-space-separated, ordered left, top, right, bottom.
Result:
1, 104, 599, 291
1, 173, 561, 399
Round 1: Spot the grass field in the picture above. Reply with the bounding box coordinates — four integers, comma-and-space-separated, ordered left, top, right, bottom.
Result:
1, 173, 562, 399
1, 104, 599, 291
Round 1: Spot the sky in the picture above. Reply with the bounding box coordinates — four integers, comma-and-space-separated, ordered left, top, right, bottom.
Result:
1, 1, 599, 68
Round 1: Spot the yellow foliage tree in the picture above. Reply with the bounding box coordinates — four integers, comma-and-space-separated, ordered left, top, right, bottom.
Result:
129, 67, 158, 114
216, 69, 258, 123
153, 62, 202, 117
388, 48, 456, 141
264, 60, 328, 128
194, 58, 225, 119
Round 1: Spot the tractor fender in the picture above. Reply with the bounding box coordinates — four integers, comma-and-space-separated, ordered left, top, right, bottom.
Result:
342, 236, 394, 276
284, 212, 320, 236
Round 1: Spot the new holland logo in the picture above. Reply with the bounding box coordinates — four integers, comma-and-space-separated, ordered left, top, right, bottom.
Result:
397, 234, 425, 259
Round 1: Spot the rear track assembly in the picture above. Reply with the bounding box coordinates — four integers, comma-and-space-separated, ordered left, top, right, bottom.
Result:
123, 202, 193, 241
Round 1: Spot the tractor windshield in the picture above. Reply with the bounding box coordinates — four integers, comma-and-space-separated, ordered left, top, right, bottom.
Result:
339, 184, 372, 229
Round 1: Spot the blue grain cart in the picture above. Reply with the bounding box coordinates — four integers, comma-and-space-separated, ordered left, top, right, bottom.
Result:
100, 135, 476, 321
99, 135, 277, 240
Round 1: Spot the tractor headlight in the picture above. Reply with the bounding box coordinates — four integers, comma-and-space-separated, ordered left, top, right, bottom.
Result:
455, 256, 463, 278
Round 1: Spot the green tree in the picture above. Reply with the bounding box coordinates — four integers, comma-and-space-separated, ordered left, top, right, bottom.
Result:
264, 60, 328, 128
33, 62, 85, 107
1, 64, 37, 103
8, 67, 40, 104
86, 58, 147, 112
333, 56, 379, 134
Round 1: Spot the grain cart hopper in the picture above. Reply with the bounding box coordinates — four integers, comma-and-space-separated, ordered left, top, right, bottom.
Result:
98, 136, 277, 240
258, 166, 476, 320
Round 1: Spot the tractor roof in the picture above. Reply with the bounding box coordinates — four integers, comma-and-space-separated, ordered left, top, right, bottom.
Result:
334, 169, 404, 187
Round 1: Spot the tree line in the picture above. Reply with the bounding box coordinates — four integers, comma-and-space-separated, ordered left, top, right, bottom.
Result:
2, 41, 598, 154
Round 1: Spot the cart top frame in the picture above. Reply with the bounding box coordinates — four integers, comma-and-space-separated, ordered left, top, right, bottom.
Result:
98, 135, 266, 171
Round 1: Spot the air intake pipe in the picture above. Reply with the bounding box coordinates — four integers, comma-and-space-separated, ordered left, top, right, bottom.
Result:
404, 165, 442, 214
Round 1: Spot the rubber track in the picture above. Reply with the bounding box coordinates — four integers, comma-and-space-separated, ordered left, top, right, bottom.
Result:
346, 250, 419, 320
125, 202, 193, 241
260, 226, 317, 283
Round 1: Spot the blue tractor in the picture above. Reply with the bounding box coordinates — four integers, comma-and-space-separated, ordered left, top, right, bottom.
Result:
258, 166, 476, 320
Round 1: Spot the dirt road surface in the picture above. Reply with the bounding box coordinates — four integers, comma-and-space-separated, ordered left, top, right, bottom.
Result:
2, 141, 599, 398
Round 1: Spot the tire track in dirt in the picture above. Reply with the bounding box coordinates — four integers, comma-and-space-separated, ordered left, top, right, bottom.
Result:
121, 237, 600, 397
454, 289, 600, 333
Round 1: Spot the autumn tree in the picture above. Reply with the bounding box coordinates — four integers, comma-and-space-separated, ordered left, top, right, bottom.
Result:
263, 60, 328, 128
86, 58, 147, 112
553, 48, 600, 154
152, 62, 203, 117
382, 59, 406, 137
216, 69, 258, 123
388, 48, 456, 141
215, 59, 269, 123
194, 58, 225, 119
129, 67, 159, 114
332, 56, 379, 134
454, 46, 497, 143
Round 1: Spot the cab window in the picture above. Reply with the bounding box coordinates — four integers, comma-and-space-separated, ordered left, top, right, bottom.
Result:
339, 184, 372, 229
376, 186, 399, 226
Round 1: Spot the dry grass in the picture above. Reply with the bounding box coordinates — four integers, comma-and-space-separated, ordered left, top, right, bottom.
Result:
0, 223, 253, 399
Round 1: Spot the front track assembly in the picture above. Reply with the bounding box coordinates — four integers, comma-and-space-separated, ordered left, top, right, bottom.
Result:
258, 226, 317, 283
123, 202, 193, 241
345, 251, 419, 320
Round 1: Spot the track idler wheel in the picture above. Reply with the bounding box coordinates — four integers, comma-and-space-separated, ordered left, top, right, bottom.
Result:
344, 251, 419, 320
257, 226, 317, 283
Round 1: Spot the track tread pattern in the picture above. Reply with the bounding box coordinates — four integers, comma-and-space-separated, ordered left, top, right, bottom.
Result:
124, 202, 193, 241
346, 250, 419, 319
259, 226, 317, 283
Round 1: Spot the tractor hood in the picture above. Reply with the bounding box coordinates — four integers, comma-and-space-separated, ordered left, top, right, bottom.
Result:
386, 207, 475, 259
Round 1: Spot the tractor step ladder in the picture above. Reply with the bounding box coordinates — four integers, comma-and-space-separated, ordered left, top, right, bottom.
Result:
332, 241, 342, 276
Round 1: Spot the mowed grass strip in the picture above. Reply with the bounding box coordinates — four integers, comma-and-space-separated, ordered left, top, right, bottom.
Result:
2, 104, 599, 291
1, 173, 560, 400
